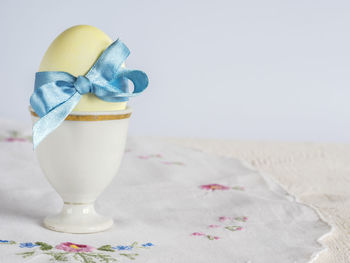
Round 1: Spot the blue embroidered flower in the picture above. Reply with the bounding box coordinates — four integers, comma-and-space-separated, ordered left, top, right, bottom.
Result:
141, 243, 154, 247
0, 240, 9, 243
20, 242, 39, 248
112, 245, 133, 251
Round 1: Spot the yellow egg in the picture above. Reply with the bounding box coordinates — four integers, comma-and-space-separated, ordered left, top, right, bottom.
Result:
39, 25, 127, 112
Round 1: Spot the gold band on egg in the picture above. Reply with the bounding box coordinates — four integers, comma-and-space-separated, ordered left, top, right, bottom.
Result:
30, 110, 131, 121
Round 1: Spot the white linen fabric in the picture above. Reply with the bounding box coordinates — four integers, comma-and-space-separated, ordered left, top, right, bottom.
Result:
163, 137, 350, 263
0, 120, 330, 263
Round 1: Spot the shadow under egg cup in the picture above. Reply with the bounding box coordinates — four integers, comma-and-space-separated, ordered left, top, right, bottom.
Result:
30, 107, 132, 233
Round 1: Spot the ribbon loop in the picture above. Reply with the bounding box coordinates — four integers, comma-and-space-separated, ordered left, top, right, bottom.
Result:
30, 39, 149, 149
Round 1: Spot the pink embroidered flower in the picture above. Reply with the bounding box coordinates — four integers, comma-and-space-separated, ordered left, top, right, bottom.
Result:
219, 216, 229, 222
191, 232, 205, 236
5, 138, 27, 142
138, 154, 162, 160
200, 184, 230, 191
209, 224, 220, 228
55, 242, 95, 253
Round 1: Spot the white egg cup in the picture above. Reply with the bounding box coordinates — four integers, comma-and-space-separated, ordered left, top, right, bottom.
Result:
31, 107, 132, 234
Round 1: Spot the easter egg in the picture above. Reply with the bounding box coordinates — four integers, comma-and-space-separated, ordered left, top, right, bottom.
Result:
39, 25, 127, 112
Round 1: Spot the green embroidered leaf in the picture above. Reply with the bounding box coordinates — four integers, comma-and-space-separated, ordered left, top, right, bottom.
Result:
97, 245, 115, 252
17, 251, 35, 258
8, 130, 19, 138
77, 252, 117, 263
73, 254, 81, 261
234, 216, 248, 222
207, 235, 215, 240
76, 252, 100, 263
35, 241, 53, 250
131, 241, 138, 247
88, 253, 118, 263
232, 186, 244, 191
44, 252, 69, 261
120, 253, 139, 260
225, 225, 242, 231
206, 235, 219, 240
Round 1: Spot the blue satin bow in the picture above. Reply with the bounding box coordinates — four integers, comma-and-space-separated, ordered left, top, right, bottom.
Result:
30, 39, 148, 149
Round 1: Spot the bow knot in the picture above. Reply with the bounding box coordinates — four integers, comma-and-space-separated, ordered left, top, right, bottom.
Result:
74, 76, 92, 95
30, 39, 149, 149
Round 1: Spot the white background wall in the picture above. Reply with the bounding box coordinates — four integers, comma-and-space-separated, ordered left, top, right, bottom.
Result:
0, 0, 349, 142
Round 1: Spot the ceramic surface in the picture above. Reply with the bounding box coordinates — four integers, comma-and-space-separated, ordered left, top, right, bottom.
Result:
31, 107, 132, 233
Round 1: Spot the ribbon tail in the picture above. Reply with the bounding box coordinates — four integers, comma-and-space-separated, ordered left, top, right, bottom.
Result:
32, 92, 81, 149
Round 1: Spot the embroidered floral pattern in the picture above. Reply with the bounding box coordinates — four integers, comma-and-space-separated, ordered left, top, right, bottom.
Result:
191, 232, 206, 236
207, 235, 220, 240
137, 154, 162, 159
112, 245, 133, 251
137, 153, 185, 166
200, 184, 230, 191
219, 216, 248, 223
0, 130, 31, 143
0, 240, 15, 245
232, 186, 245, 191
161, 161, 185, 166
141, 243, 154, 247
20, 242, 39, 248
0, 240, 154, 262
219, 216, 229, 222
200, 184, 245, 191
192, 216, 248, 240
191, 232, 220, 240
235, 216, 248, 222
56, 242, 95, 252
194, 182, 247, 240
225, 226, 243, 231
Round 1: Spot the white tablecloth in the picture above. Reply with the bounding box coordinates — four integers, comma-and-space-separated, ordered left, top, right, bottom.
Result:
163, 137, 350, 263
0, 121, 331, 262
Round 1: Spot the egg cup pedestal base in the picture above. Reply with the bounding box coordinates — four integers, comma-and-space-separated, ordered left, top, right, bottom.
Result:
43, 203, 113, 234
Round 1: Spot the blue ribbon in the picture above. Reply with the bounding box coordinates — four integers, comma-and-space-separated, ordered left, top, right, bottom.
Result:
30, 39, 148, 149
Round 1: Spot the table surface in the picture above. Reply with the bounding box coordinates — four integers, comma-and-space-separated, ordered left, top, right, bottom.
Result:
153, 137, 350, 263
